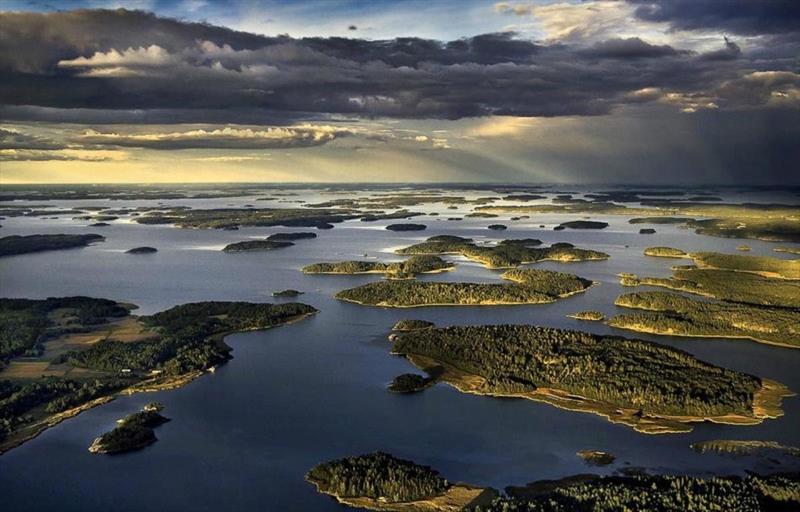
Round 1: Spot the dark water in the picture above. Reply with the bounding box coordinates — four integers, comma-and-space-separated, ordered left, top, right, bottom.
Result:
1, 187, 799, 511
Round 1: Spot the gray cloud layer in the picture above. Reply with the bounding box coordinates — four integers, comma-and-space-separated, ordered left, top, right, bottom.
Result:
0, 7, 798, 123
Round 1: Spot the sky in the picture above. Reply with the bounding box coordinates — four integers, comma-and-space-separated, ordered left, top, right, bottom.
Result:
0, 0, 799, 184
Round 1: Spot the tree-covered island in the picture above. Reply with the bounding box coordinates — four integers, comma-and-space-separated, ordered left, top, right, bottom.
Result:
336, 269, 594, 307
389, 324, 791, 433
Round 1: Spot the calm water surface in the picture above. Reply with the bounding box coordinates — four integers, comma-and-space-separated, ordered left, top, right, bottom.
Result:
1, 188, 799, 511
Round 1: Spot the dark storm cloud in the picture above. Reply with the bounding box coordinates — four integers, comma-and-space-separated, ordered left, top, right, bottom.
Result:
0, 8, 797, 123
628, 0, 800, 36
580, 37, 684, 59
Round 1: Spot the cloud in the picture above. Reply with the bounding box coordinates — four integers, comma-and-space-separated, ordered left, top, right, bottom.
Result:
74, 125, 352, 149
0, 148, 126, 161
0, 128, 65, 150
628, 0, 800, 36
0, 7, 797, 125
581, 37, 683, 59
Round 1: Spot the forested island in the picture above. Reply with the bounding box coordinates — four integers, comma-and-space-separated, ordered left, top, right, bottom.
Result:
389, 324, 790, 433
567, 311, 605, 321
307, 452, 800, 511
304, 255, 454, 280
88, 402, 169, 454
222, 240, 294, 252
0, 234, 104, 257
619, 268, 800, 309
0, 297, 317, 453
266, 232, 317, 241
392, 319, 435, 331
306, 452, 497, 510
609, 291, 800, 348
691, 439, 800, 459
336, 269, 593, 307
396, 235, 608, 269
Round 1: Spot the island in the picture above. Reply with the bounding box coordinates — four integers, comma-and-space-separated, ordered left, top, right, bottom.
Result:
125, 246, 158, 254
690, 439, 800, 459
222, 240, 294, 252
303, 255, 454, 279
307, 452, 800, 511
272, 289, 304, 297
0, 297, 317, 454
617, 268, 800, 309
306, 452, 497, 510
567, 310, 605, 321
388, 373, 435, 393
775, 246, 800, 255
0, 234, 104, 257
499, 472, 800, 511
738, 245, 751, 251
389, 324, 791, 433
335, 269, 594, 307
266, 232, 317, 241
609, 291, 800, 348
576, 450, 615, 466
396, 235, 608, 269
643, 246, 687, 258
134, 207, 361, 229
386, 223, 427, 231
476, 200, 800, 242
629, 216, 692, 224
88, 403, 169, 454
557, 220, 609, 229
392, 319, 435, 331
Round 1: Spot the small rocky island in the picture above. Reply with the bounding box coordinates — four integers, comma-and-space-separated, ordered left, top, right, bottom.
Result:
88, 403, 169, 454
567, 310, 605, 321
392, 319, 436, 331
388, 373, 435, 393
577, 450, 616, 466
386, 223, 427, 231
272, 289, 303, 297
557, 220, 609, 229
126, 246, 158, 254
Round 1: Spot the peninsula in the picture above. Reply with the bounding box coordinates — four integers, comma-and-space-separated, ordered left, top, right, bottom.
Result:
0, 297, 317, 454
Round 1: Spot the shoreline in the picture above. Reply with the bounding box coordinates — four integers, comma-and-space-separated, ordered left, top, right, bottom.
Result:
606, 320, 800, 349
306, 475, 496, 512
0, 311, 317, 455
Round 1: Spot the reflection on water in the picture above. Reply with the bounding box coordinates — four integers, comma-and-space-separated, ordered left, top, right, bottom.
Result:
0, 187, 798, 512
